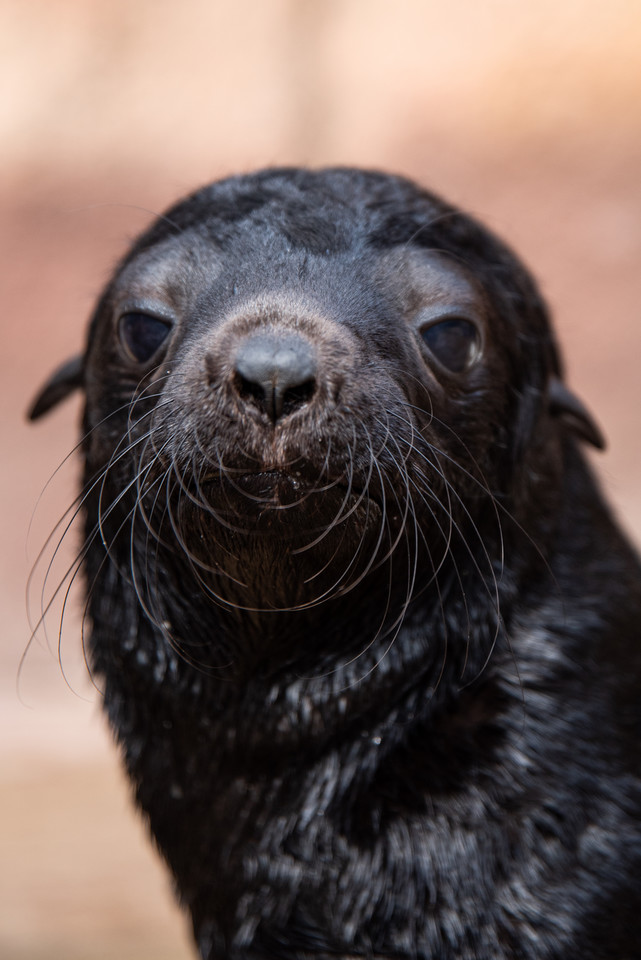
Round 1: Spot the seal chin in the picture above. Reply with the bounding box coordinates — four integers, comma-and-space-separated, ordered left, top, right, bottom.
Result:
169, 470, 387, 611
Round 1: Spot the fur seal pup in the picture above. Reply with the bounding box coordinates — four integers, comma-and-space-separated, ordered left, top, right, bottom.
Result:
30, 168, 641, 959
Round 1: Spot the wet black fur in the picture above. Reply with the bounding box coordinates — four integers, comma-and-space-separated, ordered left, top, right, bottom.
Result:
32, 169, 641, 958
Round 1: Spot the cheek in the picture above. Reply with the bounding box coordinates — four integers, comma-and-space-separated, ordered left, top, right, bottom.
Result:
420, 361, 513, 468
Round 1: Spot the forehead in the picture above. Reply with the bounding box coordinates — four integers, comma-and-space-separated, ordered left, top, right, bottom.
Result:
377, 247, 482, 310
111, 224, 482, 318
112, 231, 224, 308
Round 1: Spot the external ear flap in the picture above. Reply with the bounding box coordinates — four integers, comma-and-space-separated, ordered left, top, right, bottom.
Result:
27, 355, 84, 421
548, 376, 606, 451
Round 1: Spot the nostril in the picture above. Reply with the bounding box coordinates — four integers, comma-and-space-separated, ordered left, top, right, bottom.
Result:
232, 332, 318, 422
282, 378, 316, 417
235, 372, 268, 409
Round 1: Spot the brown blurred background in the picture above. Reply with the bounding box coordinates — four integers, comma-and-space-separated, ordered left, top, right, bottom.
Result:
2, 1, 640, 957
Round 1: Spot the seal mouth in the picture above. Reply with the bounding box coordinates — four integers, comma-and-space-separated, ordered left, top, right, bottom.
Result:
225, 468, 324, 502
233, 468, 365, 508
188, 465, 384, 532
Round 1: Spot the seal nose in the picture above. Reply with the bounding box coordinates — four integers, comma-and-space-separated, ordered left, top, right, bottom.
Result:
233, 332, 318, 422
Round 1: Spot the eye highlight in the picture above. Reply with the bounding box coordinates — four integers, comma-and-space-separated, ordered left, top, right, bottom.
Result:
119, 312, 172, 363
419, 318, 480, 373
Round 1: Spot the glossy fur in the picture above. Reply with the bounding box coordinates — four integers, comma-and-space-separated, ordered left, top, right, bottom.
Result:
31, 168, 641, 958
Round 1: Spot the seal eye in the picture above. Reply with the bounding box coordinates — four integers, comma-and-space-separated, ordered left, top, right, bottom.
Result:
420, 318, 480, 373
119, 312, 172, 363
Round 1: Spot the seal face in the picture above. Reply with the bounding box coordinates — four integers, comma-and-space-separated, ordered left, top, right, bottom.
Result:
30, 168, 641, 959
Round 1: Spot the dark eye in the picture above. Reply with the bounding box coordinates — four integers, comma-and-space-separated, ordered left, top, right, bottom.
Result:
119, 312, 172, 363
420, 318, 480, 373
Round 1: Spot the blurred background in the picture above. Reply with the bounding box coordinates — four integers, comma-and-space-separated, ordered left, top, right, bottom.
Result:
2, 1, 640, 957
